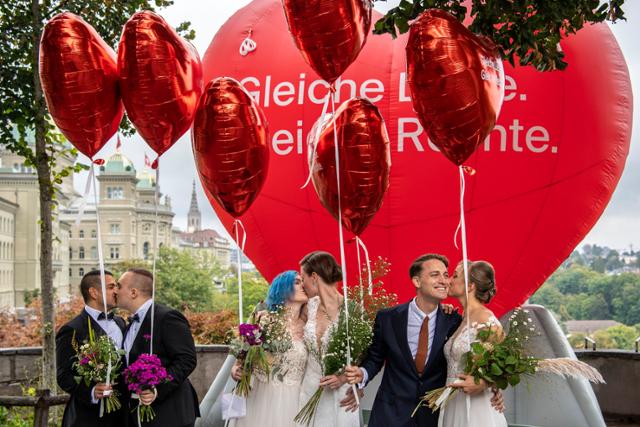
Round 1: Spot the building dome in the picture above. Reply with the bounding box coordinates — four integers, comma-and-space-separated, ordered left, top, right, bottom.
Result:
136, 169, 156, 189
102, 152, 136, 174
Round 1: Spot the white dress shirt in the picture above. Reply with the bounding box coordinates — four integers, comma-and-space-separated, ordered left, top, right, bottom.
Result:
360, 299, 438, 386
123, 298, 153, 364
84, 305, 123, 404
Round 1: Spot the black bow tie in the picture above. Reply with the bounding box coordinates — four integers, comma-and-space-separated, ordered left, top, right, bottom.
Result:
128, 313, 140, 324
97, 312, 114, 321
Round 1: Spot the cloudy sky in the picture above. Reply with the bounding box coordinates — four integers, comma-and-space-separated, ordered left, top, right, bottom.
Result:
74, 0, 640, 252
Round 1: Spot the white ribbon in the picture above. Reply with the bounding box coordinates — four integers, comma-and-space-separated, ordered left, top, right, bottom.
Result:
329, 89, 360, 407
458, 165, 471, 423
239, 36, 257, 56
75, 163, 95, 228
149, 164, 160, 355
90, 161, 111, 417
301, 92, 332, 189
355, 236, 373, 296
233, 219, 247, 323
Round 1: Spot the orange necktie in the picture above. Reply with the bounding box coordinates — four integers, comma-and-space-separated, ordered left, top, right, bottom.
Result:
415, 316, 429, 375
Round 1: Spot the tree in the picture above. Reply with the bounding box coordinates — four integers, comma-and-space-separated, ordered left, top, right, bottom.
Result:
0, 0, 191, 391
220, 271, 270, 320
375, 0, 625, 71
155, 247, 219, 312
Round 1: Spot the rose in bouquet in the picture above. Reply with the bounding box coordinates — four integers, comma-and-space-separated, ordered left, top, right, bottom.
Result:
416, 308, 604, 414
295, 301, 373, 426
228, 307, 292, 397
72, 318, 125, 414
123, 353, 173, 423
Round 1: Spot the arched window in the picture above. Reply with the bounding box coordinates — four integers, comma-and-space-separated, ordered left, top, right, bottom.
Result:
79, 246, 85, 259
79, 267, 85, 277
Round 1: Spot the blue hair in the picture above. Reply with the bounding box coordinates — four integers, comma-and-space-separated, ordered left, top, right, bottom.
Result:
265, 270, 297, 310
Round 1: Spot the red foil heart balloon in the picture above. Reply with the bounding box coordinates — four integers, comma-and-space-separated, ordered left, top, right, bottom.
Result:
39, 12, 123, 159
192, 77, 270, 218
310, 98, 391, 236
282, 0, 373, 84
118, 11, 203, 157
407, 9, 505, 166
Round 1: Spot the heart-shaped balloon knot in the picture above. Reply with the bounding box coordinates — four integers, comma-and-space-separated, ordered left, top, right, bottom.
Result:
151, 158, 159, 170
328, 84, 337, 94
92, 158, 105, 166
461, 166, 476, 176
239, 28, 257, 56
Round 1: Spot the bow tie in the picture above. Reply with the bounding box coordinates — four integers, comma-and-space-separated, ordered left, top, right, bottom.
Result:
128, 313, 140, 324
97, 312, 114, 321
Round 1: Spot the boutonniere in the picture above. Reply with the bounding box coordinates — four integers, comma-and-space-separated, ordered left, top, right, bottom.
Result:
143, 334, 151, 342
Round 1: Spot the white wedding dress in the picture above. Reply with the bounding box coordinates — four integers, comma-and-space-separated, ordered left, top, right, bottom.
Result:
439, 316, 508, 427
298, 297, 359, 427
230, 338, 308, 427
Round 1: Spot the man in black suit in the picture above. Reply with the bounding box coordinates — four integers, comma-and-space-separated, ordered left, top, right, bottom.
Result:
344, 254, 492, 427
56, 269, 127, 427
117, 268, 200, 427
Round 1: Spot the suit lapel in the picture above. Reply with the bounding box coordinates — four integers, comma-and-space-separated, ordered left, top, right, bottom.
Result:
423, 305, 447, 375
392, 303, 419, 377
82, 309, 108, 338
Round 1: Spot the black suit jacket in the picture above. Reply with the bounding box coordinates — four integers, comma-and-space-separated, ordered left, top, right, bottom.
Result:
56, 309, 128, 427
126, 302, 200, 427
361, 303, 462, 427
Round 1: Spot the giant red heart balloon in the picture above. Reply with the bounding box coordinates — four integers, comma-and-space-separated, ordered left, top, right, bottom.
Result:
192, 77, 270, 218
282, 0, 372, 84
118, 11, 203, 157
310, 97, 391, 236
407, 9, 505, 166
39, 12, 123, 159
202, 0, 632, 316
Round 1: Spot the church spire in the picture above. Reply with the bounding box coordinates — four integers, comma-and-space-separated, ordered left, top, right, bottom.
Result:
187, 179, 201, 233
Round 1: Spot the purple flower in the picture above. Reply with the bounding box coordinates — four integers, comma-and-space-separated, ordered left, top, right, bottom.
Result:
79, 357, 90, 366
124, 354, 173, 394
238, 323, 262, 346
143, 334, 151, 341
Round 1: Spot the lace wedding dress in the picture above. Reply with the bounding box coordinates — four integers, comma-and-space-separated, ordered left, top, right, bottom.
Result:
439, 316, 508, 427
230, 338, 308, 427
298, 296, 359, 427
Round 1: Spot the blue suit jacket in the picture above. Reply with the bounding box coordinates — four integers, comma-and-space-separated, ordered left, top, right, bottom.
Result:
361, 303, 462, 427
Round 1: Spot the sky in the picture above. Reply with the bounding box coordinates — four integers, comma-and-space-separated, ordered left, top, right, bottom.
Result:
74, 0, 640, 252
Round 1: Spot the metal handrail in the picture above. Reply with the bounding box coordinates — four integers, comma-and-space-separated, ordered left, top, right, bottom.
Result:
584, 336, 596, 351
635, 337, 640, 353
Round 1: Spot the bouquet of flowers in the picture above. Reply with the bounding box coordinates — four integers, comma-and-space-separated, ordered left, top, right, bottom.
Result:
295, 301, 373, 426
123, 353, 173, 423
72, 318, 125, 414
227, 306, 292, 397
416, 308, 604, 414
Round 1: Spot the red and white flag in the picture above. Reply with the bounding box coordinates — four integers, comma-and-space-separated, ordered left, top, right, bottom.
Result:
144, 153, 151, 169
116, 134, 122, 152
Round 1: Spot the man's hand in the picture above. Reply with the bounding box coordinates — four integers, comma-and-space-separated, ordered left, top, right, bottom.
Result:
231, 362, 243, 381
339, 386, 364, 412
490, 388, 505, 413
319, 374, 346, 390
139, 389, 156, 406
449, 374, 487, 395
93, 383, 113, 400
344, 366, 364, 385
441, 303, 457, 315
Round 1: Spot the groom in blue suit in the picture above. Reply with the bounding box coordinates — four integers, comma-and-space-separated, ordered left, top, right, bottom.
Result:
344, 253, 490, 427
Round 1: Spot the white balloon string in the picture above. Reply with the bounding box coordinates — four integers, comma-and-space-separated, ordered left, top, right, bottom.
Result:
91, 161, 111, 416
234, 219, 247, 323
301, 92, 331, 189
329, 88, 359, 407
75, 164, 94, 228
459, 165, 471, 423
149, 164, 160, 355
356, 237, 364, 308
355, 236, 373, 296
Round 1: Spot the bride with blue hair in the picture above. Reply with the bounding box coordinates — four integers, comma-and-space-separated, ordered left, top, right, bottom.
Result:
230, 270, 309, 427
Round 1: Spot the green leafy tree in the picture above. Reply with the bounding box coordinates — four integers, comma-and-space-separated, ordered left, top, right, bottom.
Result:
601, 325, 638, 350
155, 247, 219, 312
0, 0, 192, 390
221, 271, 270, 320
374, 0, 625, 71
